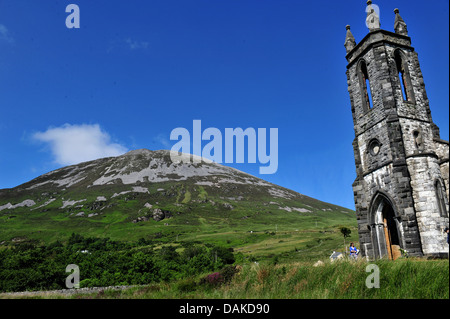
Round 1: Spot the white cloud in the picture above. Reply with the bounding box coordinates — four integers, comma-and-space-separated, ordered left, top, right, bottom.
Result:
33, 124, 128, 166
0, 24, 14, 44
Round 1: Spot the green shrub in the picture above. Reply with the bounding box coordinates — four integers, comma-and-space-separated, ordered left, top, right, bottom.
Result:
0, 234, 236, 293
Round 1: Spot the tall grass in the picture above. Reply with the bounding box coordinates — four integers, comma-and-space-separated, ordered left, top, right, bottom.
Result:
176, 258, 444, 299
32, 258, 447, 299
2, 258, 446, 299
222, 258, 449, 299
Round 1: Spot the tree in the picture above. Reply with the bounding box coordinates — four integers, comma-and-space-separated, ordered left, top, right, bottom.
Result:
340, 227, 352, 252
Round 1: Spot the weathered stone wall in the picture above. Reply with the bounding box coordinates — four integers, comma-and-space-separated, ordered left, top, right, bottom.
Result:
434, 139, 450, 199
399, 118, 434, 155
357, 122, 393, 173
352, 178, 371, 256
406, 156, 449, 254
440, 161, 449, 200
434, 140, 450, 160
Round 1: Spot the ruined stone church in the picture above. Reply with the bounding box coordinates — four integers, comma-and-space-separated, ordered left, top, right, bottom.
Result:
345, 1, 449, 260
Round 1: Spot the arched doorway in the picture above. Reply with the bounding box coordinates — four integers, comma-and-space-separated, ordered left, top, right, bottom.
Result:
371, 193, 403, 260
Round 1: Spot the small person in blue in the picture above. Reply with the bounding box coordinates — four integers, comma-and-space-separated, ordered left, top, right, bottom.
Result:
349, 242, 358, 259
445, 228, 449, 245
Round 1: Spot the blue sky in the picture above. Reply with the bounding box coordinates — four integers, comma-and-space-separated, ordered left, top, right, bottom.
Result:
0, 0, 448, 210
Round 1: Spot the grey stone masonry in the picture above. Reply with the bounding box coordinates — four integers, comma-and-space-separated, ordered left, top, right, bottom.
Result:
345, 6, 449, 260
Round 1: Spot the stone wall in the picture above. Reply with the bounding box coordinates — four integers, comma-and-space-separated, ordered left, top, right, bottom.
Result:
406, 156, 449, 254
434, 139, 450, 200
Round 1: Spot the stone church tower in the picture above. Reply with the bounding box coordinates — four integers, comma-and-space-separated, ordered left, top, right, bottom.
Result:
345, 2, 449, 260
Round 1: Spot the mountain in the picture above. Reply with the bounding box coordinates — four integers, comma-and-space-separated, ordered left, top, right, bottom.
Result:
0, 149, 355, 254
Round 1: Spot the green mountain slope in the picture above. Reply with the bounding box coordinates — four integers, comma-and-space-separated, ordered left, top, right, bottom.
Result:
0, 149, 356, 260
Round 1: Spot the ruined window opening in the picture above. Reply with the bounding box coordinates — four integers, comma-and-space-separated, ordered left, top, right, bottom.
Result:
399, 71, 408, 101
394, 50, 415, 103
366, 78, 373, 109
435, 180, 448, 218
359, 60, 373, 111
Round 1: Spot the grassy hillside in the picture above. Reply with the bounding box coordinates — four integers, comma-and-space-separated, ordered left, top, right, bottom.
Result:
0, 192, 358, 265
1, 163, 357, 264
0, 179, 355, 240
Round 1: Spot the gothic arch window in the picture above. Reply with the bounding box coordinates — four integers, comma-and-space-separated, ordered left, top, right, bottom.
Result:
435, 180, 448, 218
394, 50, 415, 103
358, 60, 373, 112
